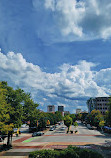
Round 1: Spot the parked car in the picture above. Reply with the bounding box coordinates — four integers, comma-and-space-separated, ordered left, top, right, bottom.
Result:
21, 124, 27, 128
55, 125, 58, 128
60, 127, 65, 130
103, 126, 111, 133
32, 132, 44, 137
87, 124, 93, 130
0, 137, 2, 142
49, 127, 54, 131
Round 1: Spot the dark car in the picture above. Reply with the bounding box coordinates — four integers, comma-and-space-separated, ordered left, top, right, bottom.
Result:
32, 132, 44, 137
60, 127, 65, 130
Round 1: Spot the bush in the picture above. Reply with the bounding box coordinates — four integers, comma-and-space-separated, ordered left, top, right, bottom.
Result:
29, 150, 59, 158
29, 146, 103, 158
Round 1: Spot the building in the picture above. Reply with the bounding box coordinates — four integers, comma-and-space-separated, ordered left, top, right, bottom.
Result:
64, 111, 70, 115
47, 105, 55, 113
76, 109, 81, 114
58, 106, 64, 112
87, 97, 110, 114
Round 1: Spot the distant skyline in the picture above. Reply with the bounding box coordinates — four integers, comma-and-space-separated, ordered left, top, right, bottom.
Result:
0, 0, 111, 113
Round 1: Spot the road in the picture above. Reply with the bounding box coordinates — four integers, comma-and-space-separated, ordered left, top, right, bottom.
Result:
29, 122, 111, 144
1, 122, 111, 157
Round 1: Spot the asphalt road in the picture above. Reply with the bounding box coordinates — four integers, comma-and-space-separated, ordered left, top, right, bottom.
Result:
30, 122, 111, 144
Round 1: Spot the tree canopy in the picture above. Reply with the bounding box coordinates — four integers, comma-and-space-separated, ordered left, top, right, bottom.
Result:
64, 115, 72, 131
0, 81, 39, 145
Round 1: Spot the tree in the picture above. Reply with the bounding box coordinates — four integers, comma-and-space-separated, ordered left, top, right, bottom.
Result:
81, 112, 88, 123
99, 120, 105, 132
23, 95, 39, 123
55, 111, 63, 123
46, 113, 56, 125
64, 115, 72, 132
86, 109, 104, 127
0, 81, 39, 145
38, 112, 47, 130
76, 113, 82, 120
70, 114, 76, 123
105, 97, 111, 126
0, 82, 14, 145
74, 121, 78, 128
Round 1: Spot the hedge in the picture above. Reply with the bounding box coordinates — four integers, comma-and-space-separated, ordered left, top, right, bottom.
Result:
29, 146, 103, 158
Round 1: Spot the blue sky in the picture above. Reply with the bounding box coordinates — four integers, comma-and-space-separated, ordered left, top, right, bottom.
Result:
0, 0, 111, 113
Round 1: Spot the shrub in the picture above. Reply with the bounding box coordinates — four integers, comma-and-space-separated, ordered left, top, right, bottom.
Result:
29, 146, 103, 158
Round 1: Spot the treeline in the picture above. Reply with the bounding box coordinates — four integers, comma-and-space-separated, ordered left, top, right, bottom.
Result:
29, 111, 63, 132
80, 101, 111, 129
64, 103, 111, 133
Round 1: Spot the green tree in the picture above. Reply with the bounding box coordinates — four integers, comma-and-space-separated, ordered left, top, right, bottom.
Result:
74, 121, 78, 128
99, 120, 105, 132
46, 113, 56, 125
81, 112, 88, 123
64, 115, 72, 132
38, 112, 47, 130
55, 111, 63, 122
0, 82, 14, 145
76, 113, 82, 120
0, 81, 39, 145
23, 95, 39, 123
86, 109, 104, 127
70, 114, 76, 123
105, 97, 111, 126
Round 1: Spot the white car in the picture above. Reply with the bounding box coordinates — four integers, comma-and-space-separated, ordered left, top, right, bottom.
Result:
21, 124, 27, 128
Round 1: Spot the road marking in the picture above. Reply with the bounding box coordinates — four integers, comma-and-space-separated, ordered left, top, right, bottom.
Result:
23, 137, 39, 143
13, 136, 31, 143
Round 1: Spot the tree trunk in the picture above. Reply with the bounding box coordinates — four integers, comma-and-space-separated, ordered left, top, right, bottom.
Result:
68, 127, 69, 132
7, 131, 12, 146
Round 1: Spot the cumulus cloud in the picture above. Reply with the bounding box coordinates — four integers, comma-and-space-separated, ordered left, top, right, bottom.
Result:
0, 51, 110, 106
32, 0, 111, 41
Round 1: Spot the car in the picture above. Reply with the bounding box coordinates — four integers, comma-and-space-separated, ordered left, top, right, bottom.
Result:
60, 127, 65, 130
21, 124, 27, 128
0, 137, 2, 142
49, 128, 54, 131
55, 125, 58, 128
87, 124, 93, 130
32, 132, 44, 137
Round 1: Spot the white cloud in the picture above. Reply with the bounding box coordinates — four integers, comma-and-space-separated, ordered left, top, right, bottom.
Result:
95, 68, 111, 91
101, 27, 111, 40
45, 0, 84, 37
32, 0, 111, 41
0, 51, 110, 103
1, 50, 111, 111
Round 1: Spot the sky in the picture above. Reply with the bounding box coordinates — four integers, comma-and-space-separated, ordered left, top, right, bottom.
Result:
0, 0, 111, 113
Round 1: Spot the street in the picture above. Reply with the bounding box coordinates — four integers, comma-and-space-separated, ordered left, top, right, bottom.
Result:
0, 122, 111, 157
30, 121, 111, 144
